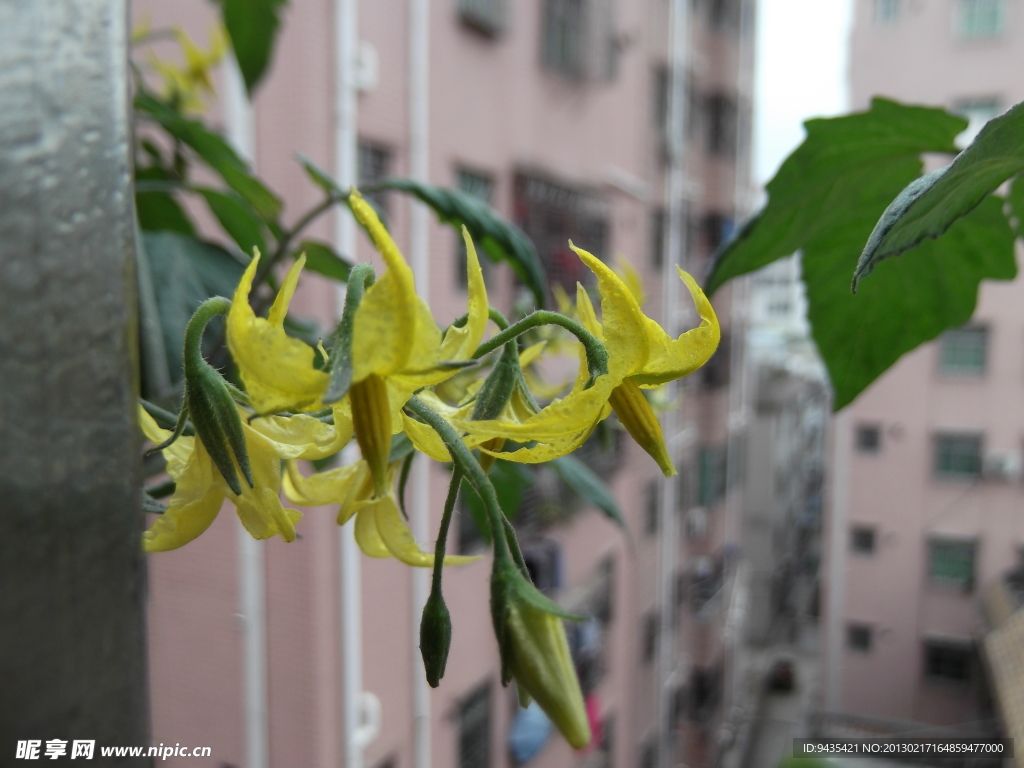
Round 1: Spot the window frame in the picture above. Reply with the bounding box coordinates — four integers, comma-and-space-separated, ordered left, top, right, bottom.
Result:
938, 325, 988, 377
850, 525, 877, 555
457, 681, 492, 768
846, 623, 873, 652
855, 424, 882, 454
957, 0, 1005, 39
922, 639, 973, 684
927, 537, 977, 590
933, 432, 983, 481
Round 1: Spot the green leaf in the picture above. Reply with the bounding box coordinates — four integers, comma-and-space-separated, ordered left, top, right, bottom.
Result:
381, 178, 548, 309
135, 167, 196, 235
1008, 174, 1024, 238
705, 98, 966, 295
197, 188, 267, 256
299, 239, 353, 282
549, 454, 625, 531
220, 0, 289, 95
135, 93, 282, 222
854, 100, 1024, 287
297, 153, 337, 195
807, 195, 1015, 409
705, 99, 1018, 409
142, 231, 248, 384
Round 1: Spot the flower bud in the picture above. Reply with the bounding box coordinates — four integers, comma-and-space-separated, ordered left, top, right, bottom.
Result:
608, 377, 676, 477
419, 589, 453, 688
492, 562, 591, 749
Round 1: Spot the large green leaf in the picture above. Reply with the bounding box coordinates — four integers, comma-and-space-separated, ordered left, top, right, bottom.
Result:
136, 93, 282, 222
807, 196, 1015, 409
550, 455, 625, 531
142, 231, 248, 384
381, 179, 548, 309
706, 99, 1018, 409
1007, 173, 1024, 238
706, 98, 966, 294
198, 188, 267, 256
135, 167, 196, 236
219, 0, 288, 95
854, 101, 1024, 287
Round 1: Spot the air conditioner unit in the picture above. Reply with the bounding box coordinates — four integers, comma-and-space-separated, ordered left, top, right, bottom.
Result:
983, 450, 1021, 481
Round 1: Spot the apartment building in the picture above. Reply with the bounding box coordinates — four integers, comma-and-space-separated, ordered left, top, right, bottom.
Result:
823, 0, 1024, 733
136, 1, 755, 766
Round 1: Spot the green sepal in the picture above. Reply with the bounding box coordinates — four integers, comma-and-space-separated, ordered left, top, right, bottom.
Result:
398, 450, 415, 520
419, 588, 453, 688
324, 262, 376, 402
144, 398, 191, 456
471, 342, 520, 421
185, 377, 243, 496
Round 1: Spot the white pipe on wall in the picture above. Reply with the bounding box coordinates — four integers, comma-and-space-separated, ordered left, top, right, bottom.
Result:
223, 56, 270, 768
334, 1, 370, 767
825, 408, 851, 710
408, 1, 432, 767
657, 0, 690, 764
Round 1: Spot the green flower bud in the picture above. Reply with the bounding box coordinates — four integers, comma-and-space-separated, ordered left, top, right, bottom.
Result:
491, 560, 591, 749
419, 589, 452, 688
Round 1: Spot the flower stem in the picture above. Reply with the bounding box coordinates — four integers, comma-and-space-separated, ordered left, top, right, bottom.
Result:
182, 296, 230, 377
431, 467, 462, 594
405, 396, 512, 562
471, 310, 608, 380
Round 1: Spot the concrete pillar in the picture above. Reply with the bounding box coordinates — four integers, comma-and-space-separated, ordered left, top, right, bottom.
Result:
0, 0, 149, 759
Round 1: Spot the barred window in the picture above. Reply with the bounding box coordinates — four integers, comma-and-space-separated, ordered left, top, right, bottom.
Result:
875, 0, 901, 24
357, 143, 391, 217
928, 539, 976, 589
934, 433, 982, 479
458, 683, 491, 768
958, 0, 1004, 38
939, 326, 987, 375
454, 169, 494, 289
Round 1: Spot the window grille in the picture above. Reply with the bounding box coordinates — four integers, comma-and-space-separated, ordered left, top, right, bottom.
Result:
928, 539, 976, 588
458, 683, 491, 768
939, 326, 987, 375
959, 0, 1004, 38
934, 434, 982, 479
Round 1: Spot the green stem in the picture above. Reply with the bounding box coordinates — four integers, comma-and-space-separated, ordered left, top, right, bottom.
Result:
448, 306, 511, 334
140, 399, 195, 436
431, 468, 462, 593
405, 396, 511, 562
251, 194, 346, 309
471, 310, 608, 380
183, 297, 230, 378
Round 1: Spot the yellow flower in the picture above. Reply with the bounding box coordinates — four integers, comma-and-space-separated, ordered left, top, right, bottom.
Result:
456, 244, 719, 475
344, 191, 487, 496
283, 458, 477, 567
228, 251, 331, 415
140, 404, 347, 552
147, 25, 227, 114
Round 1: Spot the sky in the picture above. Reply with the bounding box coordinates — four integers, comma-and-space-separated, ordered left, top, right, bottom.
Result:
753, 0, 855, 185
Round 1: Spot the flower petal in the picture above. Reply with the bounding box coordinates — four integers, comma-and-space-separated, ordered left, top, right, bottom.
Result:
632, 267, 720, 387
247, 404, 353, 461
143, 438, 225, 552
353, 498, 393, 558
438, 227, 489, 362
227, 252, 328, 413
371, 494, 478, 567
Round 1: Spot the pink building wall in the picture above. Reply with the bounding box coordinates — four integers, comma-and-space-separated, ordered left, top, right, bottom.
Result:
826, 0, 1024, 727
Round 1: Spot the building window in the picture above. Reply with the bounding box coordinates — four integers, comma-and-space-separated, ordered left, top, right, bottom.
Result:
939, 326, 987, 375
458, 683, 491, 768
700, 212, 734, 253
855, 425, 881, 454
875, 0, 901, 24
924, 641, 972, 682
958, 0, 1004, 38
639, 740, 658, 768
934, 433, 983, 479
709, 0, 740, 31
928, 539, 976, 589
542, 0, 585, 78
847, 624, 873, 652
851, 526, 876, 555
458, 0, 505, 37
357, 142, 392, 217
705, 93, 738, 157
641, 612, 659, 664
698, 446, 727, 507
702, 333, 731, 389
454, 169, 494, 289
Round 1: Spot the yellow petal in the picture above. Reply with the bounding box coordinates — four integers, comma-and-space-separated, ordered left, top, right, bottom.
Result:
371, 494, 478, 567
478, 423, 598, 464
552, 283, 574, 316
571, 243, 649, 379
268, 254, 305, 328
227, 252, 329, 413
283, 459, 365, 508
143, 438, 226, 552
455, 376, 616, 441
439, 227, 489, 361
247, 403, 352, 461
632, 268, 720, 387
574, 283, 602, 340
138, 405, 195, 481
350, 192, 419, 379
401, 413, 453, 463
615, 258, 645, 307
353, 498, 393, 558
230, 425, 301, 542
608, 378, 675, 476
519, 341, 547, 368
